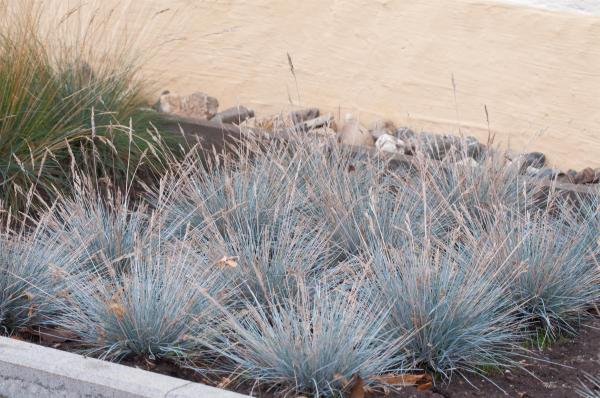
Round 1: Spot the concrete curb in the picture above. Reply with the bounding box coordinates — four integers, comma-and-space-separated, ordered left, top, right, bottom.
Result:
0, 336, 250, 398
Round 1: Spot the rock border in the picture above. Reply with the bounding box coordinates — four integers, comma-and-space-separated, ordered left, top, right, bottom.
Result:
0, 336, 249, 398
161, 115, 599, 197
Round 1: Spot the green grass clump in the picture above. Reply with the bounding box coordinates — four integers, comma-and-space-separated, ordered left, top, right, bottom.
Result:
0, 2, 175, 216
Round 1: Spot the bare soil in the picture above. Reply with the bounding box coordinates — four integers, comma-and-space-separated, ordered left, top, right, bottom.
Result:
393, 319, 600, 398
13, 318, 600, 397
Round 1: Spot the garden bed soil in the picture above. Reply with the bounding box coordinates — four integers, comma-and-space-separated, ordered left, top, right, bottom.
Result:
11, 318, 600, 398
393, 319, 600, 398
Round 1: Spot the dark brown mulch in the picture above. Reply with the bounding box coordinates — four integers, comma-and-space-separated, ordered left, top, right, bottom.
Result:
390, 319, 600, 398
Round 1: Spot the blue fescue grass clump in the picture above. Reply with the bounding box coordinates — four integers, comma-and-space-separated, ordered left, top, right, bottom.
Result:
151, 145, 337, 307
410, 153, 539, 241
39, 182, 149, 275
0, 221, 79, 331
369, 233, 526, 380
51, 238, 228, 362
5, 0, 599, 393
203, 280, 409, 397
493, 210, 600, 339
294, 143, 387, 255
200, 202, 335, 307
153, 143, 305, 240
1, 130, 599, 395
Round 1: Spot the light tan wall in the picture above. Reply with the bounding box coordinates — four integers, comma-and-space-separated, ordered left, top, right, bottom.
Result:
45, 0, 600, 169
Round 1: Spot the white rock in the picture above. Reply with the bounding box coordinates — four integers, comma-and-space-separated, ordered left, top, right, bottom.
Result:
375, 134, 405, 154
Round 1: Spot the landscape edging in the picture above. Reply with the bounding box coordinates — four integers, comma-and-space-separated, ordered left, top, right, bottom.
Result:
0, 336, 250, 398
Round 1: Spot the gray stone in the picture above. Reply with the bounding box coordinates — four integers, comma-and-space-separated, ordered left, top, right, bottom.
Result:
573, 167, 600, 184
293, 114, 334, 132
211, 106, 254, 124
289, 108, 320, 124
466, 136, 485, 160
528, 166, 560, 180
557, 169, 577, 184
517, 152, 546, 172
419, 133, 461, 160
395, 127, 416, 141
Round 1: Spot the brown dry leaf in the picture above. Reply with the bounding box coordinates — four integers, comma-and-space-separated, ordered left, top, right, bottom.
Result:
373, 373, 428, 386
216, 255, 238, 268
417, 374, 433, 391
332, 373, 350, 387
107, 302, 126, 320
349, 374, 365, 398
144, 358, 157, 369
416, 382, 433, 391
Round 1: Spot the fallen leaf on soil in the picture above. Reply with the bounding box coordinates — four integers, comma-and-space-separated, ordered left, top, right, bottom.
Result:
349, 374, 365, 398
416, 382, 433, 391
373, 373, 430, 387
144, 358, 156, 369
